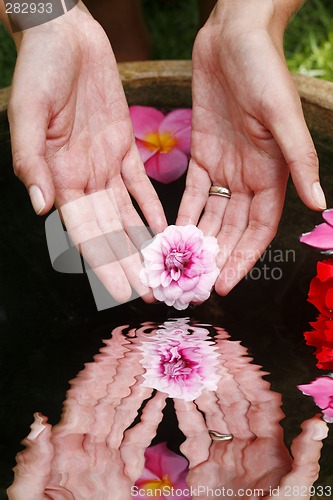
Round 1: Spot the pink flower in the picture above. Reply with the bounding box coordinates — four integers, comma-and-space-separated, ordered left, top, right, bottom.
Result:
135, 442, 189, 499
300, 209, 333, 251
130, 106, 191, 184
298, 375, 333, 423
139, 318, 221, 401
140, 225, 220, 310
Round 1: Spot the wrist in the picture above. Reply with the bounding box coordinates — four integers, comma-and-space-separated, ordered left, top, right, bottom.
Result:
1, 0, 89, 50
208, 0, 304, 34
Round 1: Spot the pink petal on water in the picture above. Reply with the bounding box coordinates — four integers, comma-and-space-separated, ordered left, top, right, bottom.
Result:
159, 109, 192, 155
300, 223, 333, 250
323, 209, 333, 227
144, 149, 189, 184
130, 106, 165, 140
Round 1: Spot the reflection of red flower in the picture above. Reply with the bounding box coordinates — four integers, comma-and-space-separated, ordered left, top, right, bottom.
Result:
308, 259, 333, 318
304, 315, 333, 371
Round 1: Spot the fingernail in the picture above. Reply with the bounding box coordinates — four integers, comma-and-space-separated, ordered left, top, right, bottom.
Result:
312, 421, 328, 441
27, 413, 46, 440
29, 185, 46, 215
311, 182, 327, 210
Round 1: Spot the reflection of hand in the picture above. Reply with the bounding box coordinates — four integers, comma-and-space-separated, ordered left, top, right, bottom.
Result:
177, 0, 326, 295
174, 333, 328, 498
7, 326, 167, 499
7, 2, 167, 303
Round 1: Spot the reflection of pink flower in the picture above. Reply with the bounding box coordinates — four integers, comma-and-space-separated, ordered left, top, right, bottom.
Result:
140, 225, 220, 310
139, 318, 221, 401
298, 376, 333, 423
135, 442, 189, 499
130, 106, 191, 184
300, 209, 333, 251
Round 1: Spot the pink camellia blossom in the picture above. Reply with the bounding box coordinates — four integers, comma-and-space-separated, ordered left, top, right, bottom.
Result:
298, 375, 333, 423
130, 105, 191, 184
134, 442, 190, 499
140, 225, 220, 310
139, 318, 221, 401
300, 209, 333, 251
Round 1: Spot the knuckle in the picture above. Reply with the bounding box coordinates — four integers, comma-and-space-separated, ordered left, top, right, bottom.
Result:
12, 151, 27, 180
248, 219, 277, 238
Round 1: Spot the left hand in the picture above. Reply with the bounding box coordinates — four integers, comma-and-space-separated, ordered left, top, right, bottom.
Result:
177, 0, 326, 295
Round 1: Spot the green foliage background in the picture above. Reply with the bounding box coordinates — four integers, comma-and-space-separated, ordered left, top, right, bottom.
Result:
1, 0, 333, 87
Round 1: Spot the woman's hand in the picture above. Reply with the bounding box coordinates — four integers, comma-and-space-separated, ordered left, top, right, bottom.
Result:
6, 2, 167, 303
177, 0, 326, 295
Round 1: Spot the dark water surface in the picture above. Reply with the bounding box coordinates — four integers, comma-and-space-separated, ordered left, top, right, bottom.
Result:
0, 135, 332, 497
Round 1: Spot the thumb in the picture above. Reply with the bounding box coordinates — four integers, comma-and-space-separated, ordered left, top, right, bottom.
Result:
275, 415, 328, 498
8, 97, 55, 215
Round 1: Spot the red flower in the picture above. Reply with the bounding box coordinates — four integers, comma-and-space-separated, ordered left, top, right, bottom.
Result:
304, 315, 333, 371
308, 259, 333, 318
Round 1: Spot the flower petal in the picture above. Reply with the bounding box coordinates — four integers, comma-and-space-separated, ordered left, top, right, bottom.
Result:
159, 109, 192, 155
129, 106, 165, 140
144, 149, 189, 184
300, 223, 333, 250
136, 139, 158, 163
323, 208, 333, 227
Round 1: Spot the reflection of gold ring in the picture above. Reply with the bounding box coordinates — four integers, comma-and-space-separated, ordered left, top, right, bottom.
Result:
209, 186, 231, 199
209, 430, 233, 441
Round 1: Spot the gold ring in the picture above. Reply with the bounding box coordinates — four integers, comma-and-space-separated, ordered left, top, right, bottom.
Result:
209, 186, 231, 199
209, 430, 233, 441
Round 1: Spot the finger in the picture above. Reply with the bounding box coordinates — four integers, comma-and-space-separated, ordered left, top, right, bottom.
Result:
216, 188, 283, 295
176, 160, 212, 226
8, 98, 55, 215
173, 399, 212, 468
7, 414, 53, 500
266, 80, 326, 211
121, 146, 168, 234
89, 188, 155, 302
59, 191, 132, 303
107, 381, 153, 450
195, 390, 230, 434
53, 327, 131, 436
213, 340, 255, 440
198, 193, 229, 236
121, 392, 167, 483
213, 191, 252, 267
275, 416, 328, 499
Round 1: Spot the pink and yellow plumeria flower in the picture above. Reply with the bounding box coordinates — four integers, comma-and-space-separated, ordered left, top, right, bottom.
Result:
130, 106, 192, 184
134, 442, 190, 498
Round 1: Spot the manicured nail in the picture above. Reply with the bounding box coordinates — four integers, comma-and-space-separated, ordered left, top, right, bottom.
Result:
29, 185, 46, 215
311, 182, 327, 210
312, 421, 328, 441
